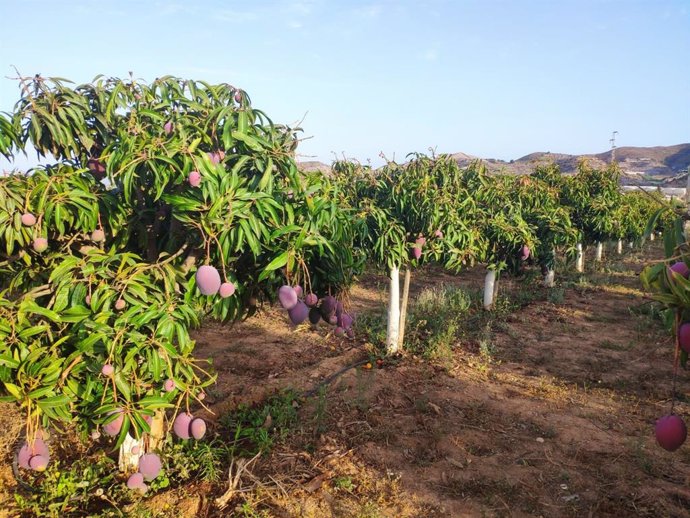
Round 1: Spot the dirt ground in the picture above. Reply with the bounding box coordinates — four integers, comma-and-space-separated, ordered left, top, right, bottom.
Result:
3, 244, 690, 517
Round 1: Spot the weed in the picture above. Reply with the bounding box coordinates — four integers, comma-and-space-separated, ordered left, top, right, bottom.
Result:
13, 454, 127, 517
219, 389, 300, 456
312, 385, 329, 435
234, 502, 272, 518
478, 339, 496, 365
163, 437, 231, 483
405, 285, 471, 359
631, 439, 656, 476
547, 287, 566, 304
333, 475, 355, 492
356, 501, 385, 518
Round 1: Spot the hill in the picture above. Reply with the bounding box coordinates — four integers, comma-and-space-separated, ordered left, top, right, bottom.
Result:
453, 144, 690, 185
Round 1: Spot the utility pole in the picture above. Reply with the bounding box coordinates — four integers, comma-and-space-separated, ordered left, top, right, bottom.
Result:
609, 131, 618, 163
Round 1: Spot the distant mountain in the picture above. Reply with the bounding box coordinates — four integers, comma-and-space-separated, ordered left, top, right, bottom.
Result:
297, 160, 331, 173
298, 144, 690, 186
451, 144, 690, 185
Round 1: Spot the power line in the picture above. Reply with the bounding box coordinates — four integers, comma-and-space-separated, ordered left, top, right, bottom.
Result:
610, 131, 618, 163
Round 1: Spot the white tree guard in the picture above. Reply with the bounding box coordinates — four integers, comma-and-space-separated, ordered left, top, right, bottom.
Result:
544, 269, 555, 287
616, 239, 623, 254
576, 243, 584, 272
119, 433, 144, 473
386, 266, 400, 354
650, 232, 655, 241
595, 242, 603, 262
397, 269, 412, 350
483, 269, 496, 310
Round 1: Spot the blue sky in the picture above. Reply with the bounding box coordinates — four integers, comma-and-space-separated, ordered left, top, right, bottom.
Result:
1, 0, 688, 168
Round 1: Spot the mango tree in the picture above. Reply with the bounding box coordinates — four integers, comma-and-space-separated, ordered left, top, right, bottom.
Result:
0, 74, 353, 485
508, 171, 578, 285
332, 153, 477, 353
561, 162, 623, 267
616, 191, 659, 253
460, 163, 536, 307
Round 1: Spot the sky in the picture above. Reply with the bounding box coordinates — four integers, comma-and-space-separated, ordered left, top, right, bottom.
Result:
0, 0, 688, 169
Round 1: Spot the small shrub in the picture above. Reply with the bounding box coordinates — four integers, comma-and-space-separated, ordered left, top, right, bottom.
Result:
405, 285, 471, 359
547, 287, 565, 304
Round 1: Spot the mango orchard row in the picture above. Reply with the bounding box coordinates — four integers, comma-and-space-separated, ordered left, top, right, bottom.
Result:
0, 76, 675, 471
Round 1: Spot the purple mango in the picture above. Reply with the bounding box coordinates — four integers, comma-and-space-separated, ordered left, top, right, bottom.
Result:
288, 301, 309, 325
278, 285, 298, 310
173, 412, 194, 440
670, 262, 690, 278
190, 418, 206, 440
196, 265, 221, 295
139, 453, 162, 481
679, 323, 690, 353
308, 307, 321, 324
320, 295, 337, 319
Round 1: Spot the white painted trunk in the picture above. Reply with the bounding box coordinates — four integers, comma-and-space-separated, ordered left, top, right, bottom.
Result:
576, 243, 584, 273
386, 266, 400, 354
397, 269, 411, 350
629, 241, 634, 249
483, 269, 496, 310
119, 433, 144, 473
544, 269, 555, 288
616, 239, 623, 254
650, 232, 655, 242
595, 242, 603, 262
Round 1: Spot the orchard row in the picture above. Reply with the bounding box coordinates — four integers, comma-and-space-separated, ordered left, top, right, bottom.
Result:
0, 75, 682, 482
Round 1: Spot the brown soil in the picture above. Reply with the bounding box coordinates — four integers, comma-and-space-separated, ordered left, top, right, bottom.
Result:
4, 245, 690, 517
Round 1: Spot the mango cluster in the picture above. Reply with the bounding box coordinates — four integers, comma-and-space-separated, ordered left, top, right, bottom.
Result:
195, 265, 236, 298
278, 286, 355, 338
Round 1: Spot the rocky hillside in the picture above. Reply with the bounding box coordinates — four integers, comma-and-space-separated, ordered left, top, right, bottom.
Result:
451, 144, 690, 185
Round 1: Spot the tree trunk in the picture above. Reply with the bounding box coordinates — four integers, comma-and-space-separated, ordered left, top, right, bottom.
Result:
181, 249, 200, 273
148, 411, 165, 451
483, 269, 497, 310
397, 268, 411, 351
386, 266, 400, 354
544, 268, 555, 287
595, 241, 603, 262
576, 243, 584, 272
616, 239, 623, 254
650, 232, 655, 242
